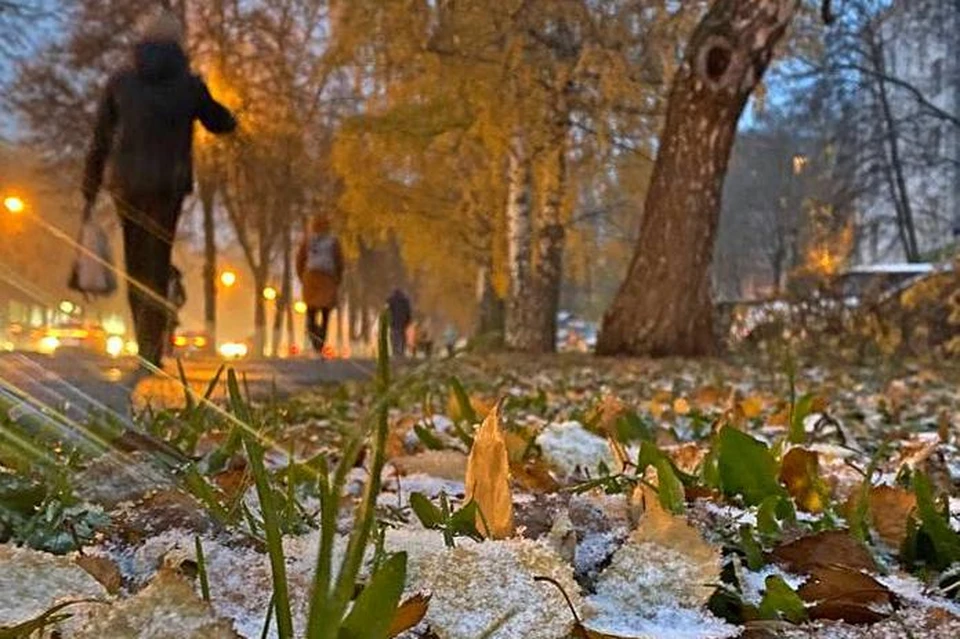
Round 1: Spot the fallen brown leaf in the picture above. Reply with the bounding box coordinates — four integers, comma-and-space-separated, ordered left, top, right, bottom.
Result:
779, 448, 827, 513
511, 458, 560, 493
771, 530, 876, 573
807, 601, 889, 624
844, 485, 917, 549
464, 398, 514, 539
392, 450, 468, 481
797, 565, 893, 611
388, 593, 430, 637
211, 468, 249, 503
75, 555, 122, 595
665, 443, 705, 475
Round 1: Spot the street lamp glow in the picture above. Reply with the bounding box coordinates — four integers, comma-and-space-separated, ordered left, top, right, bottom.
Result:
219, 270, 238, 288
59, 300, 75, 314
3, 196, 25, 214
294, 301, 308, 314
263, 286, 278, 301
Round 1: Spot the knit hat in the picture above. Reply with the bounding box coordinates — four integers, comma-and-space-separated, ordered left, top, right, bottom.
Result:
137, 9, 184, 44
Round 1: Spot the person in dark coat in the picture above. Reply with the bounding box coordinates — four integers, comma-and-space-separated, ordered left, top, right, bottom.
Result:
82, 11, 236, 369
386, 289, 412, 358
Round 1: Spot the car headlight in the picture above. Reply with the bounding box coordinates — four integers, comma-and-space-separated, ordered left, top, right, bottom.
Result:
219, 342, 248, 359
39, 336, 60, 354
105, 335, 125, 358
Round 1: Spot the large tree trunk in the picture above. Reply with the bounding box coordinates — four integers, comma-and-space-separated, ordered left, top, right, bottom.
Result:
199, 179, 218, 345
504, 135, 536, 350
598, 0, 800, 357
530, 142, 567, 353
476, 267, 505, 341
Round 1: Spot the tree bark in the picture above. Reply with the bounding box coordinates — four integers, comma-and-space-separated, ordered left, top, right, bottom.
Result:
504, 135, 536, 350
529, 142, 567, 353
272, 226, 293, 357
253, 272, 267, 358
598, 0, 800, 357
199, 178, 218, 345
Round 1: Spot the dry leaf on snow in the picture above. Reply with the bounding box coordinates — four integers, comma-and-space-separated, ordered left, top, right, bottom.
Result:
844, 485, 917, 549
465, 398, 514, 539
388, 593, 431, 637
771, 530, 876, 573
76, 555, 122, 595
609, 486, 721, 607
797, 565, 894, 624
76, 569, 238, 639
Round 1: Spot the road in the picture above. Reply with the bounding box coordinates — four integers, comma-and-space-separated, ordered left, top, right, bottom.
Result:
0, 351, 375, 420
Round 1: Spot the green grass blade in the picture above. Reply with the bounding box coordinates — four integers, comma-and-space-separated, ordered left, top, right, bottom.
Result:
449, 376, 477, 424
231, 369, 293, 638
195, 535, 211, 602
328, 312, 392, 629
338, 552, 408, 639
177, 359, 197, 413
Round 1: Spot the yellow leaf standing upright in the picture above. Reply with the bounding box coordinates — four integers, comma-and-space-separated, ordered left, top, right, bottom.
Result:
465, 398, 515, 539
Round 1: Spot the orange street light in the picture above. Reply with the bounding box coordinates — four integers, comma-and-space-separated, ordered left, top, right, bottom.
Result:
219, 270, 238, 288
3, 196, 25, 214
263, 286, 278, 301
294, 301, 308, 314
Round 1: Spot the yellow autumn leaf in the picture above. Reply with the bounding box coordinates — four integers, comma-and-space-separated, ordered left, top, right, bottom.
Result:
779, 447, 829, 513
740, 395, 765, 419
464, 398, 514, 539
647, 401, 667, 420
673, 397, 691, 415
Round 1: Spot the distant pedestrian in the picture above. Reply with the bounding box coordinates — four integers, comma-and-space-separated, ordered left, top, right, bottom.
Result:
443, 324, 458, 357
386, 289, 412, 358
414, 317, 434, 359
81, 10, 236, 370
296, 214, 344, 357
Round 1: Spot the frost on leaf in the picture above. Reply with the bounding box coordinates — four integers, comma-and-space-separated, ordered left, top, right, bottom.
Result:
0, 544, 107, 631
583, 488, 730, 637
76, 569, 239, 638
413, 539, 582, 639
465, 398, 514, 539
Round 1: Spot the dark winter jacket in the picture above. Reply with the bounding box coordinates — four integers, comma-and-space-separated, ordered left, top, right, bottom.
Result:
387, 290, 412, 330
82, 40, 236, 204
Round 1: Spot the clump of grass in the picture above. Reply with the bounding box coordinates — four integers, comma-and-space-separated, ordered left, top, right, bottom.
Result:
231, 312, 408, 638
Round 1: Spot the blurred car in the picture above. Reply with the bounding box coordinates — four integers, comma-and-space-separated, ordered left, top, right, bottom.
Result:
169, 330, 215, 358
32, 322, 108, 356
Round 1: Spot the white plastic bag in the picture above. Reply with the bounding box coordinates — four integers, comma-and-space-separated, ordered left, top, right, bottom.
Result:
68, 219, 118, 297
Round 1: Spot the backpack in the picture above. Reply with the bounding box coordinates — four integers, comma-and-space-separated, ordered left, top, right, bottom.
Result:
306, 234, 337, 275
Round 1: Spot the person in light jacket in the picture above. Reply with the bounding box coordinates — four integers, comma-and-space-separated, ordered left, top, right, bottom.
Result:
296, 214, 344, 357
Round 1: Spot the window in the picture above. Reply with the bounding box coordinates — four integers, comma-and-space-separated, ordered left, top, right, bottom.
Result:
932, 59, 943, 95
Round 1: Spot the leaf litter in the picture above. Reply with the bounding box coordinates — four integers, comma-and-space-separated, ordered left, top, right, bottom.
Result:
3, 355, 960, 637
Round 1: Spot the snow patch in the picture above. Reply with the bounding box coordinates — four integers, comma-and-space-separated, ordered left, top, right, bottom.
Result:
536, 421, 614, 477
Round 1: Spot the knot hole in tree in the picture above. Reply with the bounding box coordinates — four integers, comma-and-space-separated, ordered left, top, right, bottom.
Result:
697, 36, 736, 90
